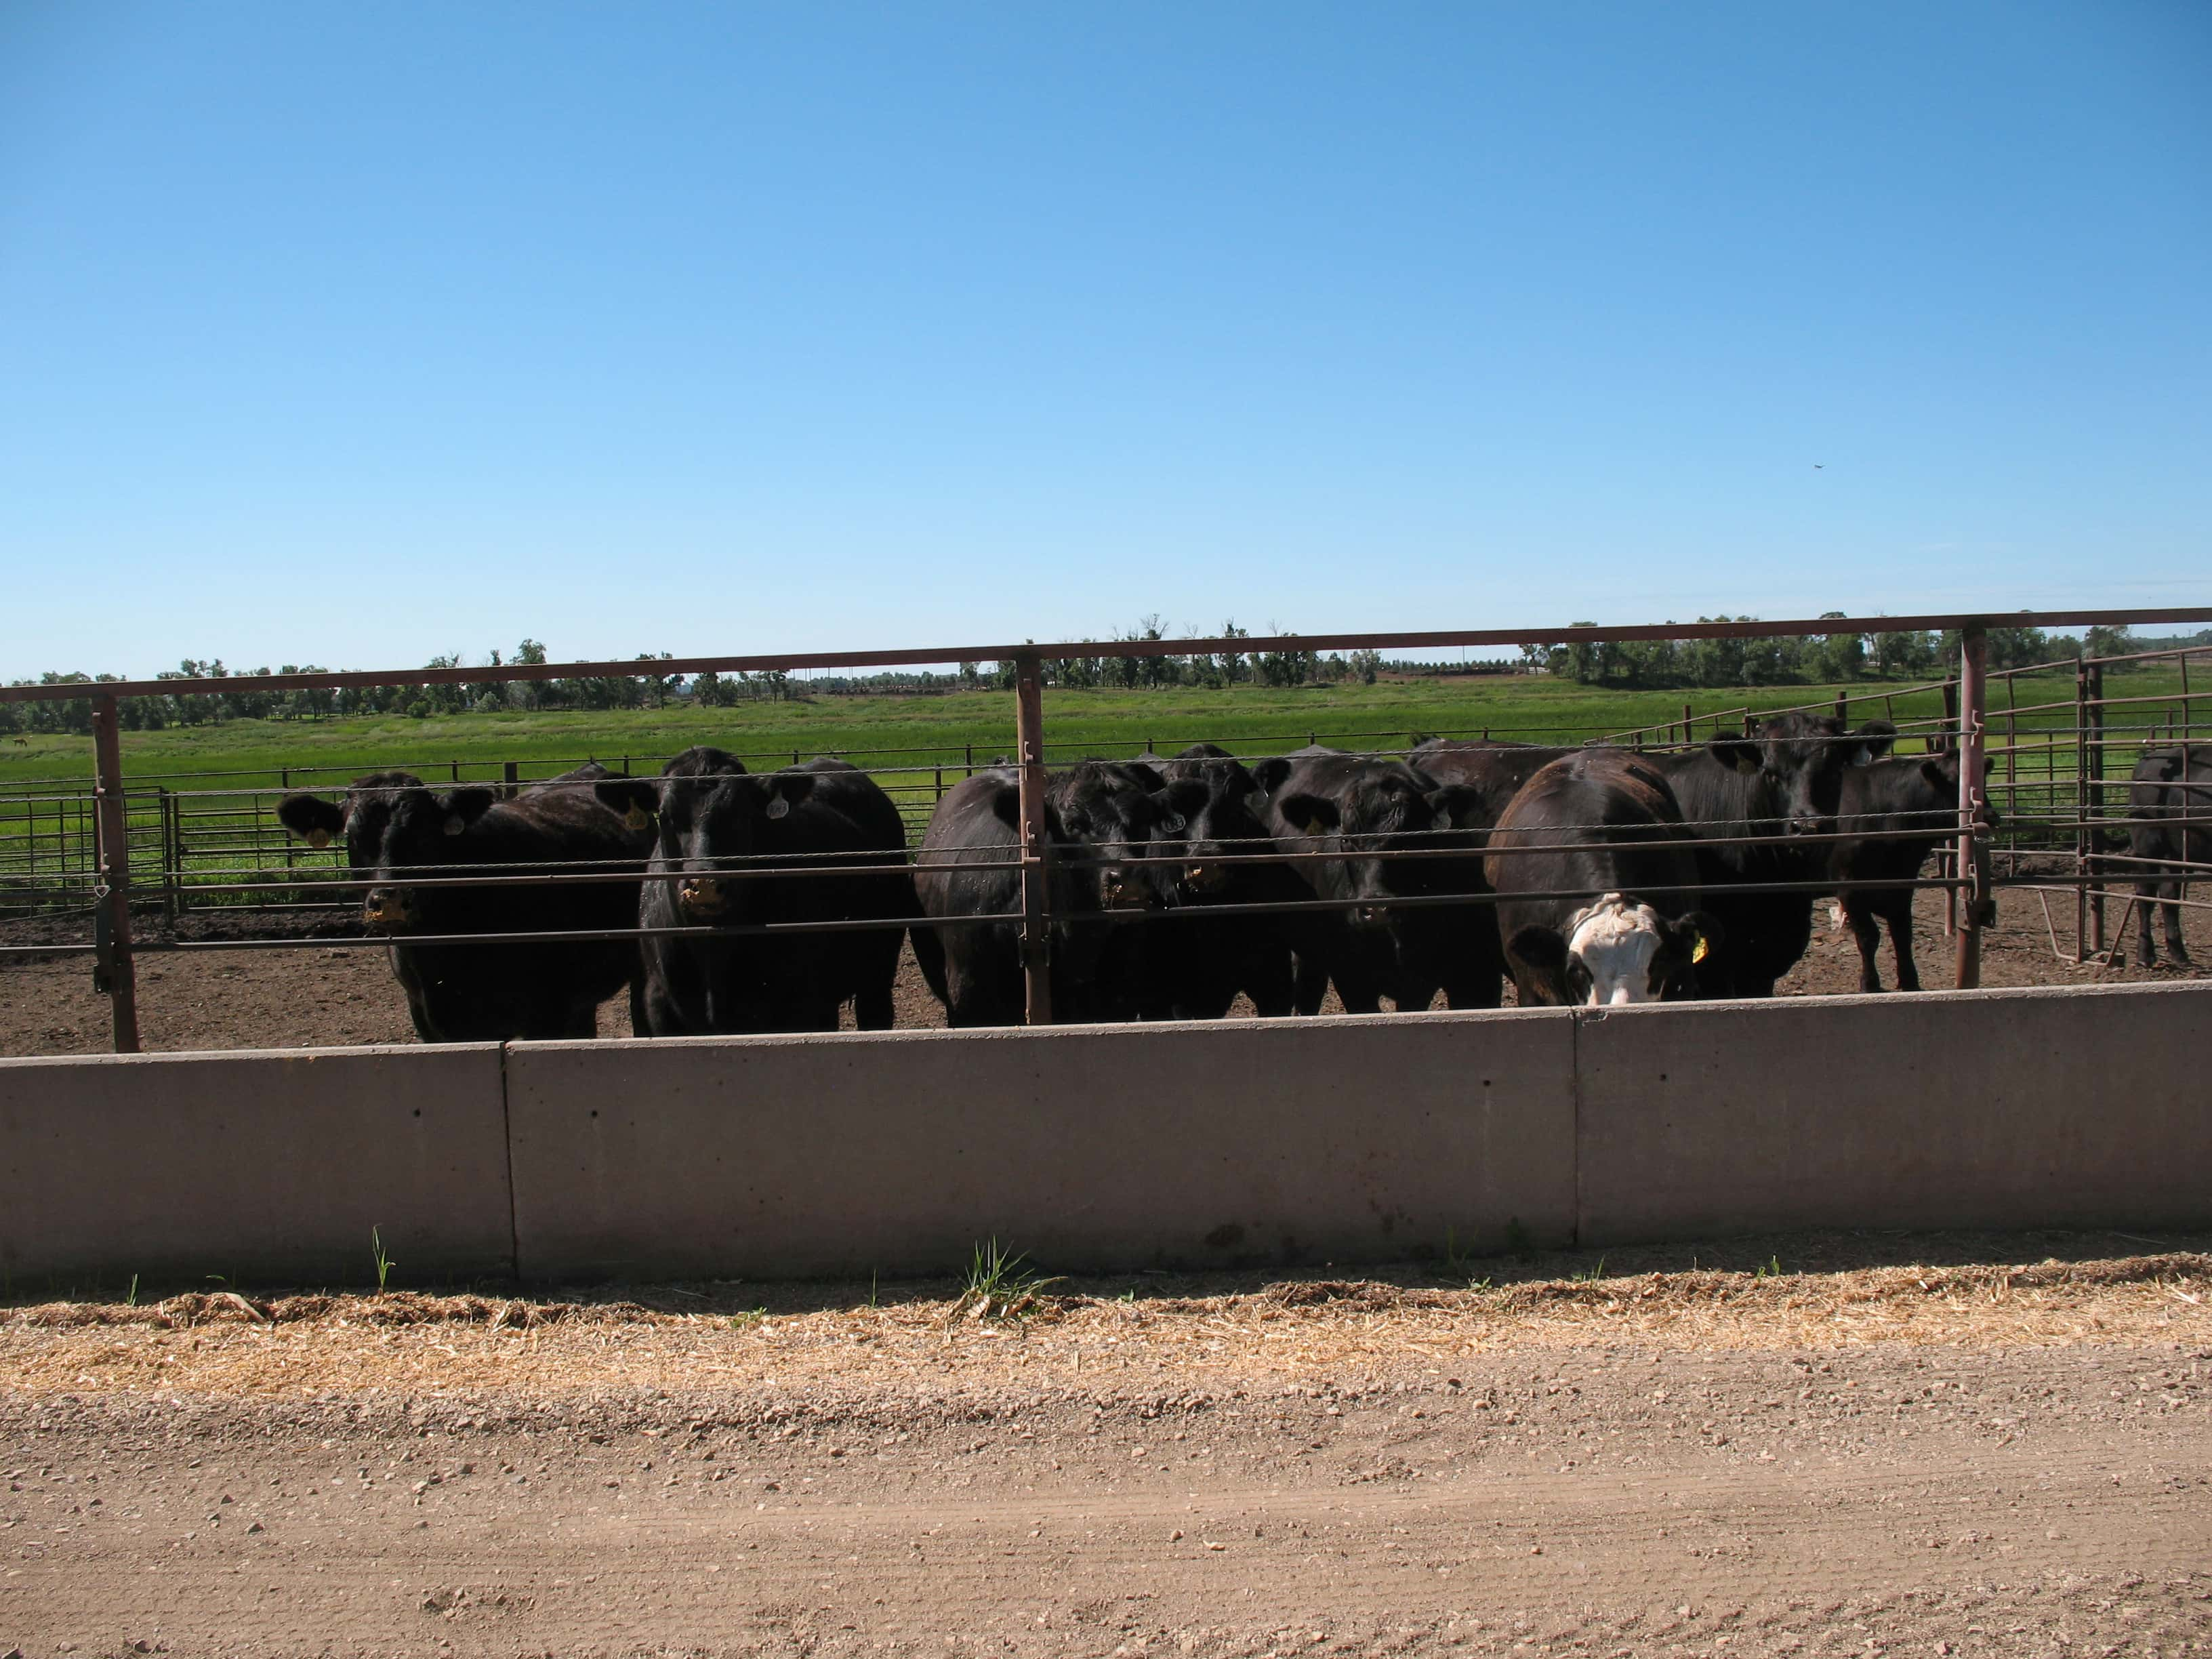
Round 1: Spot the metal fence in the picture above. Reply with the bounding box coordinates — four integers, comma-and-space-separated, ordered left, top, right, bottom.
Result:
3, 608, 2207, 1052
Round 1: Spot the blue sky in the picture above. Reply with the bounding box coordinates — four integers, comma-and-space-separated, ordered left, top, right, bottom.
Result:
2, 2, 2207, 678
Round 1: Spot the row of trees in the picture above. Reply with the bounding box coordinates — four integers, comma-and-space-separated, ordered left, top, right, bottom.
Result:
0, 620, 2157, 736
1529, 617, 2141, 689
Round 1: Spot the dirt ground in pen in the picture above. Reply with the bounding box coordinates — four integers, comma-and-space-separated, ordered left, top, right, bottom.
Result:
2, 1235, 2208, 1656
0, 884, 2201, 1056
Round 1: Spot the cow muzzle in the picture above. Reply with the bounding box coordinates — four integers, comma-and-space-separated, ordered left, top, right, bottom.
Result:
1182, 863, 1230, 896
363, 888, 417, 931
1100, 872, 1152, 912
678, 877, 728, 917
1353, 903, 1389, 929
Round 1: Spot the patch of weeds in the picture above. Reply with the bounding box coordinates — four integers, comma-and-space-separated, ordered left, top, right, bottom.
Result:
1570, 1256, 1607, 1284
951, 1238, 1063, 1325
728, 1307, 767, 1330
1753, 1254, 1784, 1279
371, 1227, 396, 1293
124, 1273, 139, 1309
1442, 1226, 1502, 1287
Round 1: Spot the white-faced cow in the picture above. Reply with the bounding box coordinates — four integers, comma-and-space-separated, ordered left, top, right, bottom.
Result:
1485, 749, 1721, 1006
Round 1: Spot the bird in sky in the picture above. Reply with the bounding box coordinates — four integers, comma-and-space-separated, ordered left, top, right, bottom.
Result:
1814, 464, 1824, 469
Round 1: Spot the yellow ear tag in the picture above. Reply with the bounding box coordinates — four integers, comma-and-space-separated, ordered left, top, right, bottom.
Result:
306, 829, 331, 850
624, 804, 653, 832
1301, 816, 1324, 836
1691, 935, 1711, 964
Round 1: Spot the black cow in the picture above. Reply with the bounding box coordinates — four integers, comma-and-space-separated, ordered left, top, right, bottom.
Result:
1641, 716, 1894, 997
2123, 744, 2210, 966
1485, 749, 1721, 1006
1828, 750, 1995, 991
912, 760, 1206, 1027
1248, 746, 1494, 1014
1127, 744, 1299, 1019
592, 750, 914, 1034
277, 763, 649, 1041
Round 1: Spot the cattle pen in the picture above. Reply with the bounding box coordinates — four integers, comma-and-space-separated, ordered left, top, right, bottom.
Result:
3, 608, 2211, 1287
2, 607, 2208, 1052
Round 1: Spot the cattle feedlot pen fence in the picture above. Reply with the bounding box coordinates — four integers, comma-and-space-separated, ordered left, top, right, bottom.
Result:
3, 607, 2209, 1052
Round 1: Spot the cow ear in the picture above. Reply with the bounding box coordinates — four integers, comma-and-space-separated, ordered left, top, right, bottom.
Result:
1853, 720, 1897, 762
1980, 755, 1995, 779
1153, 779, 1210, 836
1249, 756, 1292, 798
1666, 909, 1723, 966
1708, 738, 1759, 775
1509, 925, 1568, 971
276, 794, 346, 846
441, 787, 497, 836
1424, 783, 1488, 829
1276, 792, 1339, 837
1124, 760, 1166, 792
760, 773, 818, 821
596, 777, 661, 832
1920, 759, 1951, 791
988, 781, 1025, 830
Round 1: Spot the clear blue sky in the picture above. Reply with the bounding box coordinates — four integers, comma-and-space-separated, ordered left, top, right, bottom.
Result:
3, 2, 2207, 678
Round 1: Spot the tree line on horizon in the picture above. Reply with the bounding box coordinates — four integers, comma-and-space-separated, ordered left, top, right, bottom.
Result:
0, 617, 2184, 737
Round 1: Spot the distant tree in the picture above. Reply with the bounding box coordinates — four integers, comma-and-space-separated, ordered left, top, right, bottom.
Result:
2082, 624, 2137, 663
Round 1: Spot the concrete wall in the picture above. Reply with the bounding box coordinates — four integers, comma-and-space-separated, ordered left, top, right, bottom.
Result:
3, 982, 2207, 1288
504, 1011, 1577, 1281
1575, 981, 2212, 1244
0, 1044, 512, 1290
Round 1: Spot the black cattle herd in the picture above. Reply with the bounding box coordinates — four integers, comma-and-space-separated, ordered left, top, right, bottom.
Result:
270, 714, 2208, 1044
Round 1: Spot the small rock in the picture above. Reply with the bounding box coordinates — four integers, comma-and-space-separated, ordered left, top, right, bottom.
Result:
247, 1521, 265, 1534
1169, 1529, 1183, 1541
1205, 1540, 1225, 1551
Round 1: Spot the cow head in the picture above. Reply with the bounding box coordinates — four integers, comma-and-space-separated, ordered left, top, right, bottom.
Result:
276, 771, 470, 931
1153, 752, 1267, 899
1264, 761, 1485, 927
1912, 751, 2002, 833
1509, 894, 1722, 1006
1042, 760, 1192, 914
596, 747, 817, 922
1706, 716, 1894, 839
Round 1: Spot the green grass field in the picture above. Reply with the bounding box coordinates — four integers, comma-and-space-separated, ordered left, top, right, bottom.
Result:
0, 663, 2199, 910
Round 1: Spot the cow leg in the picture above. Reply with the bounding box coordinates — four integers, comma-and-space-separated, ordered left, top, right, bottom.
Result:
2163, 876, 2191, 964
1842, 898, 1885, 991
1883, 896, 1920, 993
1291, 951, 1329, 1016
1331, 959, 1385, 1015
2136, 876, 2163, 966
1439, 968, 1504, 1010
854, 981, 895, 1031
1241, 947, 1298, 1018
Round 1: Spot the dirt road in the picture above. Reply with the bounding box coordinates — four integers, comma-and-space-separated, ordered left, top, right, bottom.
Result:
5, 1250, 2208, 1656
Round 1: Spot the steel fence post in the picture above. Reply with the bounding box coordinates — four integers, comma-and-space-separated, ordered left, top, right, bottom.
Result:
2087, 659, 2106, 954
1014, 653, 1053, 1025
91, 695, 140, 1052
2074, 653, 2088, 962
1954, 628, 1990, 989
